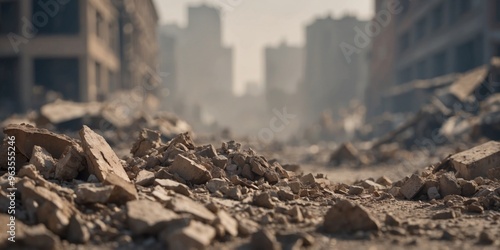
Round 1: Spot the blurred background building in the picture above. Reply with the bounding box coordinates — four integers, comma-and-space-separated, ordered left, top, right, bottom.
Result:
0, 0, 157, 117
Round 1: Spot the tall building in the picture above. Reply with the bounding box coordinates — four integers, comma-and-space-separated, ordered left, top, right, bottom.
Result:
368, 0, 500, 115
114, 0, 159, 90
0, 0, 158, 116
264, 41, 303, 110
302, 15, 369, 122
176, 4, 233, 103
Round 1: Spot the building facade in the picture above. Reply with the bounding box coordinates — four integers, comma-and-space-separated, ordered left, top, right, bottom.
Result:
301, 15, 369, 122
368, 0, 500, 116
264, 41, 303, 111
0, 0, 157, 116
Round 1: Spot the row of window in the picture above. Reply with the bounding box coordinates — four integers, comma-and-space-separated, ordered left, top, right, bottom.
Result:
398, 0, 476, 53
397, 35, 484, 84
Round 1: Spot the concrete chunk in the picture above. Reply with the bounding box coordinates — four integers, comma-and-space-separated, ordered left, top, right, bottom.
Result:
79, 125, 130, 182
323, 199, 380, 233
29, 145, 56, 179
130, 129, 162, 158
400, 174, 425, 200
75, 183, 114, 204
104, 174, 138, 203
450, 141, 500, 179
55, 145, 86, 180
166, 195, 216, 223
127, 200, 179, 235
167, 221, 216, 250
169, 154, 212, 184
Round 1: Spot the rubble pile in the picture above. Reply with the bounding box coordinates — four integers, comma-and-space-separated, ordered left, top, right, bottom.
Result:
1, 124, 499, 249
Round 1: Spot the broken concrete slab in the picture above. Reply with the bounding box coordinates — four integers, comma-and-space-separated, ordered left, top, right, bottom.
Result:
135, 170, 155, 186
75, 183, 114, 204
3, 123, 78, 159
131, 128, 162, 158
323, 199, 380, 233
169, 154, 212, 184
104, 173, 138, 203
54, 145, 86, 180
400, 174, 425, 200
29, 145, 56, 179
215, 210, 238, 237
79, 125, 130, 182
450, 141, 500, 179
166, 221, 216, 250
126, 200, 179, 235
166, 195, 216, 223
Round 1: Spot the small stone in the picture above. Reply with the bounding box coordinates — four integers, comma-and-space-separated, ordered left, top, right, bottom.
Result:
167, 221, 216, 250
104, 173, 138, 203
126, 200, 178, 235
467, 203, 484, 213
55, 145, 86, 180
264, 170, 280, 184
155, 179, 191, 196
251, 229, 281, 250
238, 218, 259, 236
216, 210, 238, 237
361, 180, 385, 191
206, 178, 228, 193
348, 186, 364, 195
212, 155, 228, 169
449, 141, 500, 179
67, 214, 90, 243
169, 154, 212, 184
376, 176, 392, 186
250, 157, 268, 176
278, 190, 295, 201
135, 170, 155, 186
253, 192, 275, 209
166, 195, 216, 223
323, 199, 380, 233
226, 186, 242, 200
461, 181, 478, 197
427, 186, 441, 200
300, 173, 316, 186
287, 206, 304, 223
385, 213, 402, 227
432, 210, 458, 220
75, 183, 114, 204
439, 172, 461, 197
400, 174, 425, 200
232, 153, 247, 166
241, 164, 254, 180
487, 167, 500, 180
197, 144, 218, 158
289, 181, 301, 194
29, 145, 56, 179
478, 230, 495, 245
131, 129, 162, 158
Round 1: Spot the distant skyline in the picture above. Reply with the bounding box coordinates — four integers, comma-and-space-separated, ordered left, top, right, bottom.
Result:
153, 0, 373, 95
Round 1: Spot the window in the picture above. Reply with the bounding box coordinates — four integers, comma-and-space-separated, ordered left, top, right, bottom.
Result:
399, 32, 410, 53
431, 51, 447, 77
415, 18, 426, 41
32, 0, 79, 35
416, 60, 427, 79
0, 1, 19, 34
34, 58, 80, 100
455, 35, 483, 72
431, 4, 444, 31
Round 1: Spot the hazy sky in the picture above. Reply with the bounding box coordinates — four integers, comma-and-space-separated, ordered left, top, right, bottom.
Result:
153, 0, 373, 95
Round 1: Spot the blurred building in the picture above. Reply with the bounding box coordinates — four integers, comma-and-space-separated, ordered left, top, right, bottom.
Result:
264, 41, 303, 111
368, 0, 500, 116
0, 0, 158, 115
301, 15, 369, 122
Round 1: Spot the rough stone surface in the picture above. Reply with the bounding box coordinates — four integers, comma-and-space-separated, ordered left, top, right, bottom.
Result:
135, 170, 155, 186
166, 221, 216, 250
79, 126, 130, 182
253, 192, 275, 209
75, 183, 114, 204
131, 129, 162, 158
169, 154, 212, 184
439, 173, 461, 197
55, 145, 86, 180
206, 178, 228, 193
29, 145, 56, 179
216, 210, 238, 237
166, 195, 216, 223
251, 229, 281, 250
400, 174, 425, 200
323, 199, 380, 233
104, 173, 138, 203
450, 141, 500, 179
127, 200, 178, 235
